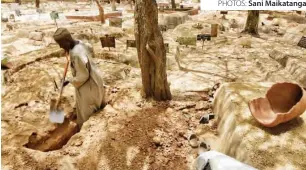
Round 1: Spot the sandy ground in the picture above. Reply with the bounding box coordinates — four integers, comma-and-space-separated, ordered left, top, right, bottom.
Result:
2, 2, 306, 170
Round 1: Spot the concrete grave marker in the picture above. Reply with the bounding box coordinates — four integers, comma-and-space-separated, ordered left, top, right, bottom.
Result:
126, 40, 136, 49
109, 17, 122, 28
159, 6, 164, 12
211, 24, 218, 37
1, 17, 8, 22
158, 24, 167, 33
176, 37, 196, 46
267, 15, 274, 20
297, 36, 306, 49
29, 31, 45, 41
100, 35, 116, 51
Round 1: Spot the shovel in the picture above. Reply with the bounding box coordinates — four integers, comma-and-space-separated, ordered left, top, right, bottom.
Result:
49, 53, 70, 123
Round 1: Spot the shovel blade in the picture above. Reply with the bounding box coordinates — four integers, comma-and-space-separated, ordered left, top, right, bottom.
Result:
49, 99, 65, 123
49, 110, 65, 123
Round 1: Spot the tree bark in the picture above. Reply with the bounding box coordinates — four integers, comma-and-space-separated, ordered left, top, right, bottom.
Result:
242, 10, 259, 36
35, 0, 40, 8
16, 0, 21, 5
134, 0, 172, 101
128, 0, 133, 9
111, 0, 116, 11
94, 0, 105, 24
171, 0, 176, 9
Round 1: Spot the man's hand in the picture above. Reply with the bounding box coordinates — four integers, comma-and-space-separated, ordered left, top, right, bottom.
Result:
63, 80, 70, 87
61, 78, 70, 87
65, 52, 70, 62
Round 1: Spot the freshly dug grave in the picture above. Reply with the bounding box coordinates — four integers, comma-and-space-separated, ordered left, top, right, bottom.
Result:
2, 76, 212, 169
1, 44, 211, 169
24, 117, 79, 152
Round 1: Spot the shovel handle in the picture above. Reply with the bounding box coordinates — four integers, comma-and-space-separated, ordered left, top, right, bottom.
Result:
55, 53, 70, 108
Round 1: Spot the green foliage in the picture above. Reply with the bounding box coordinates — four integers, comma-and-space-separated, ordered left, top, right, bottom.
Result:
50, 11, 59, 20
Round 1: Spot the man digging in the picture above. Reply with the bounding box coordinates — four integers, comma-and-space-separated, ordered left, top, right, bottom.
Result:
53, 28, 106, 127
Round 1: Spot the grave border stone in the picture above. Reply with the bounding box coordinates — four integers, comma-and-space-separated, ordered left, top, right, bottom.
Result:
297, 36, 306, 49
126, 39, 136, 50
109, 17, 123, 28
176, 36, 197, 47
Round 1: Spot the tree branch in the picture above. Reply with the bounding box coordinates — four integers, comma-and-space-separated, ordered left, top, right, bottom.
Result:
174, 46, 183, 69
146, 44, 158, 63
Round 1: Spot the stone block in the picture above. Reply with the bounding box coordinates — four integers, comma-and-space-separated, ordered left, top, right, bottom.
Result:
29, 31, 44, 41
109, 17, 122, 28
176, 36, 196, 46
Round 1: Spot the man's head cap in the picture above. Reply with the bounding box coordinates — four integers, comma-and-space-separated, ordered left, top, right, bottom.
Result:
53, 28, 72, 41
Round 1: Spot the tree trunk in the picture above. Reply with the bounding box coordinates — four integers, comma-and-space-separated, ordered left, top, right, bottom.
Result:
171, 0, 176, 9
129, 0, 133, 9
111, 0, 116, 11
35, 0, 40, 8
94, 0, 105, 24
134, 0, 172, 101
242, 10, 259, 36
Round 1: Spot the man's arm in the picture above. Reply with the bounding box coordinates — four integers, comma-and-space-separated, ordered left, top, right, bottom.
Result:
70, 54, 89, 88
84, 42, 94, 58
